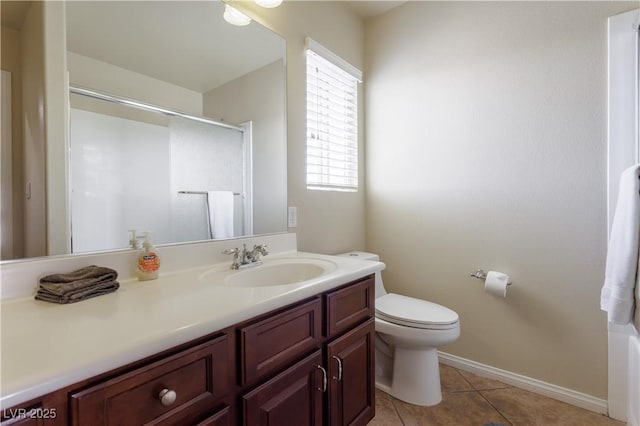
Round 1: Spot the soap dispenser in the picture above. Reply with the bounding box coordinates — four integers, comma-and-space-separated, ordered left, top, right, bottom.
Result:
137, 232, 160, 281
129, 229, 140, 249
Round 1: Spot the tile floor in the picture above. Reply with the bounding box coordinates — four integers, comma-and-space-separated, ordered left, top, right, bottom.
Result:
370, 364, 623, 426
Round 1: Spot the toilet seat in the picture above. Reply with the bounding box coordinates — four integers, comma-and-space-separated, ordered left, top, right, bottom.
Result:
375, 293, 459, 330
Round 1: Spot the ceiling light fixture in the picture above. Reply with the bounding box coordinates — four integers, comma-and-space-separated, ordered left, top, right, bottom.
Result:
223, 4, 252, 26
254, 0, 283, 8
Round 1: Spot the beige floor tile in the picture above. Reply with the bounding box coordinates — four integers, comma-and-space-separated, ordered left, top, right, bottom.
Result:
392, 390, 510, 426
371, 366, 622, 426
440, 364, 474, 393
369, 389, 404, 426
480, 388, 623, 426
457, 369, 511, 391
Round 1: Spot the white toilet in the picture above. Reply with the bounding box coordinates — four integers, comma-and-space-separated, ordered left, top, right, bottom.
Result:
340, 252, 460, 406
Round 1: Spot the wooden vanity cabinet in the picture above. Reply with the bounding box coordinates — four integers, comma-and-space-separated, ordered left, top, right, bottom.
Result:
1, 274, 376, 426
242, 351, 324, 426
326, 319, 375, 426
70, 335, 230, 426
1, 404, 55, 426
193, 406, 231, 426
0, 391, 68, 426
0, 415, 40, 426
324, 277, 375, 426
325, 276, 374, 338
240, 275, 375, 426
239, 298, 323, 386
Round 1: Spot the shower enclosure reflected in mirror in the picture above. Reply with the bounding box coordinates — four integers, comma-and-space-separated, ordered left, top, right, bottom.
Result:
0, 0, 287, 260
69, 90, 252, 252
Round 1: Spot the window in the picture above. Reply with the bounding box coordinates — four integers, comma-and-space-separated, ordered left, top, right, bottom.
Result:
306, 38, 362, 191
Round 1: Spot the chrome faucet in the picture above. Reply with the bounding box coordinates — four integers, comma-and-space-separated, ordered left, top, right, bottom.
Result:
223, 244, 268, 270
247, 244, 268, 263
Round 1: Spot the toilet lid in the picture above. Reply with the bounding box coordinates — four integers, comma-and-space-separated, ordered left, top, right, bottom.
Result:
376, 293, 459, 330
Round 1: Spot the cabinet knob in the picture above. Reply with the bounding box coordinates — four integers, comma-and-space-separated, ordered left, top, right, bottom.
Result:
158, 388, 177, 406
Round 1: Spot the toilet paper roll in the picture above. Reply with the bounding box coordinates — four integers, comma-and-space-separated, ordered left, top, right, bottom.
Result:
484, 271, 509, 297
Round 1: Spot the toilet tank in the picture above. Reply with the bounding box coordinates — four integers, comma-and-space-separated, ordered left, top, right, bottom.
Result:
337, 252, 386, 298
338, 251, 380, 262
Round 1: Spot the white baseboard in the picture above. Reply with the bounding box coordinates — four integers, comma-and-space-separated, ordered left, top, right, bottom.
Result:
438, 351, 608, 415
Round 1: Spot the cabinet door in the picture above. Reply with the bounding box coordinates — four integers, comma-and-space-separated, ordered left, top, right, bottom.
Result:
327, 319, 375, 426
242, 350, 324, 426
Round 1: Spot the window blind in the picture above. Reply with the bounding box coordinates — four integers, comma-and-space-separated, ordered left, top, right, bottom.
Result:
306, 42, 360, 192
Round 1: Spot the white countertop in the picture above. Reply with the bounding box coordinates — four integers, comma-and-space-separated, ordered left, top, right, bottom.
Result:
0, 251, 383, 409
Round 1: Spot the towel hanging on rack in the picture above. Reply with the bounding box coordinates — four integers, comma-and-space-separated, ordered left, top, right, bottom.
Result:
178, 190, 241, 196
206, 191, 234, 239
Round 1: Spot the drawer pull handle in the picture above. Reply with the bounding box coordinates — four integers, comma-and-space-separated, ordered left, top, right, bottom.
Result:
158, 388, 177, 406
316, 366, 327, 393
332, 356, 343, 381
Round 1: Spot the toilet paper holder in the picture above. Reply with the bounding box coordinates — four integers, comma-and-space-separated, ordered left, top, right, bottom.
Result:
470, 269, 512, 286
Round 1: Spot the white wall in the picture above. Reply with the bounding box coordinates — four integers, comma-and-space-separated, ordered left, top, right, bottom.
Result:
231, 1, 365, 254
44, 1, 69, 256
21, 1, 46, 258
0, 25, 24, 260
67, 52, 203, 117
1, 71, 13, 260
203, 60, 287, 235
169, 117, 245, 241
69, 108, 172, 251
69, 109, 245, 251
16, 1, 364, 259
365, 1, 638, 399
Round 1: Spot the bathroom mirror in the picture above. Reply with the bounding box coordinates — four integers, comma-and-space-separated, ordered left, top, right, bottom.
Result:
0, 0, 287, 260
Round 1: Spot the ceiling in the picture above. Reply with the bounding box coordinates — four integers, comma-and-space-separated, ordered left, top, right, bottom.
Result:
2, 0, 403, 92
343, 1, 407, 20
2, 1, 284, 94
65, 1, 285, 94
1, 0, 409, 30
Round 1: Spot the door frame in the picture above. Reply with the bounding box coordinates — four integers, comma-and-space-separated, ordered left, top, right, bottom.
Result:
606, 8, 640, 422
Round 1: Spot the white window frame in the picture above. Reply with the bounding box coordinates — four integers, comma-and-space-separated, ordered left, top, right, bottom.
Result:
305, 37, 362, 192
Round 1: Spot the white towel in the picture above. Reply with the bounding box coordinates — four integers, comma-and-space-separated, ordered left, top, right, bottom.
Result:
601, 164, 640, 324
635, 254, 640, 333
206, 191, 234, 239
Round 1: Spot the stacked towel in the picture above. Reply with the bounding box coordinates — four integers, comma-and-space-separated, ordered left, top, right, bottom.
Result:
35, 265, 119, 304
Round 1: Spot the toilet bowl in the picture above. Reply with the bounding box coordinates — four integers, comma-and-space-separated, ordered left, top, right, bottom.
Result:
339, 252, 460, 406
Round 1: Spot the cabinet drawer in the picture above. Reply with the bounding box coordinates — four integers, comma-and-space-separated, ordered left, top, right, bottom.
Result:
70, 335, 229, 426
240, 298, 322, 385
194, 406, 230, 426
325, 276, 374, 338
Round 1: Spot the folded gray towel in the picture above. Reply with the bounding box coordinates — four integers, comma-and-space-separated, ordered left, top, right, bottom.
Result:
35, 281, 119, 304
35, 265, 119, 304
39, 265, 117, 286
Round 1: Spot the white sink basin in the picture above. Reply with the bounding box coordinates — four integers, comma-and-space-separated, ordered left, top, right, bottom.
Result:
221, 258, 337, 287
